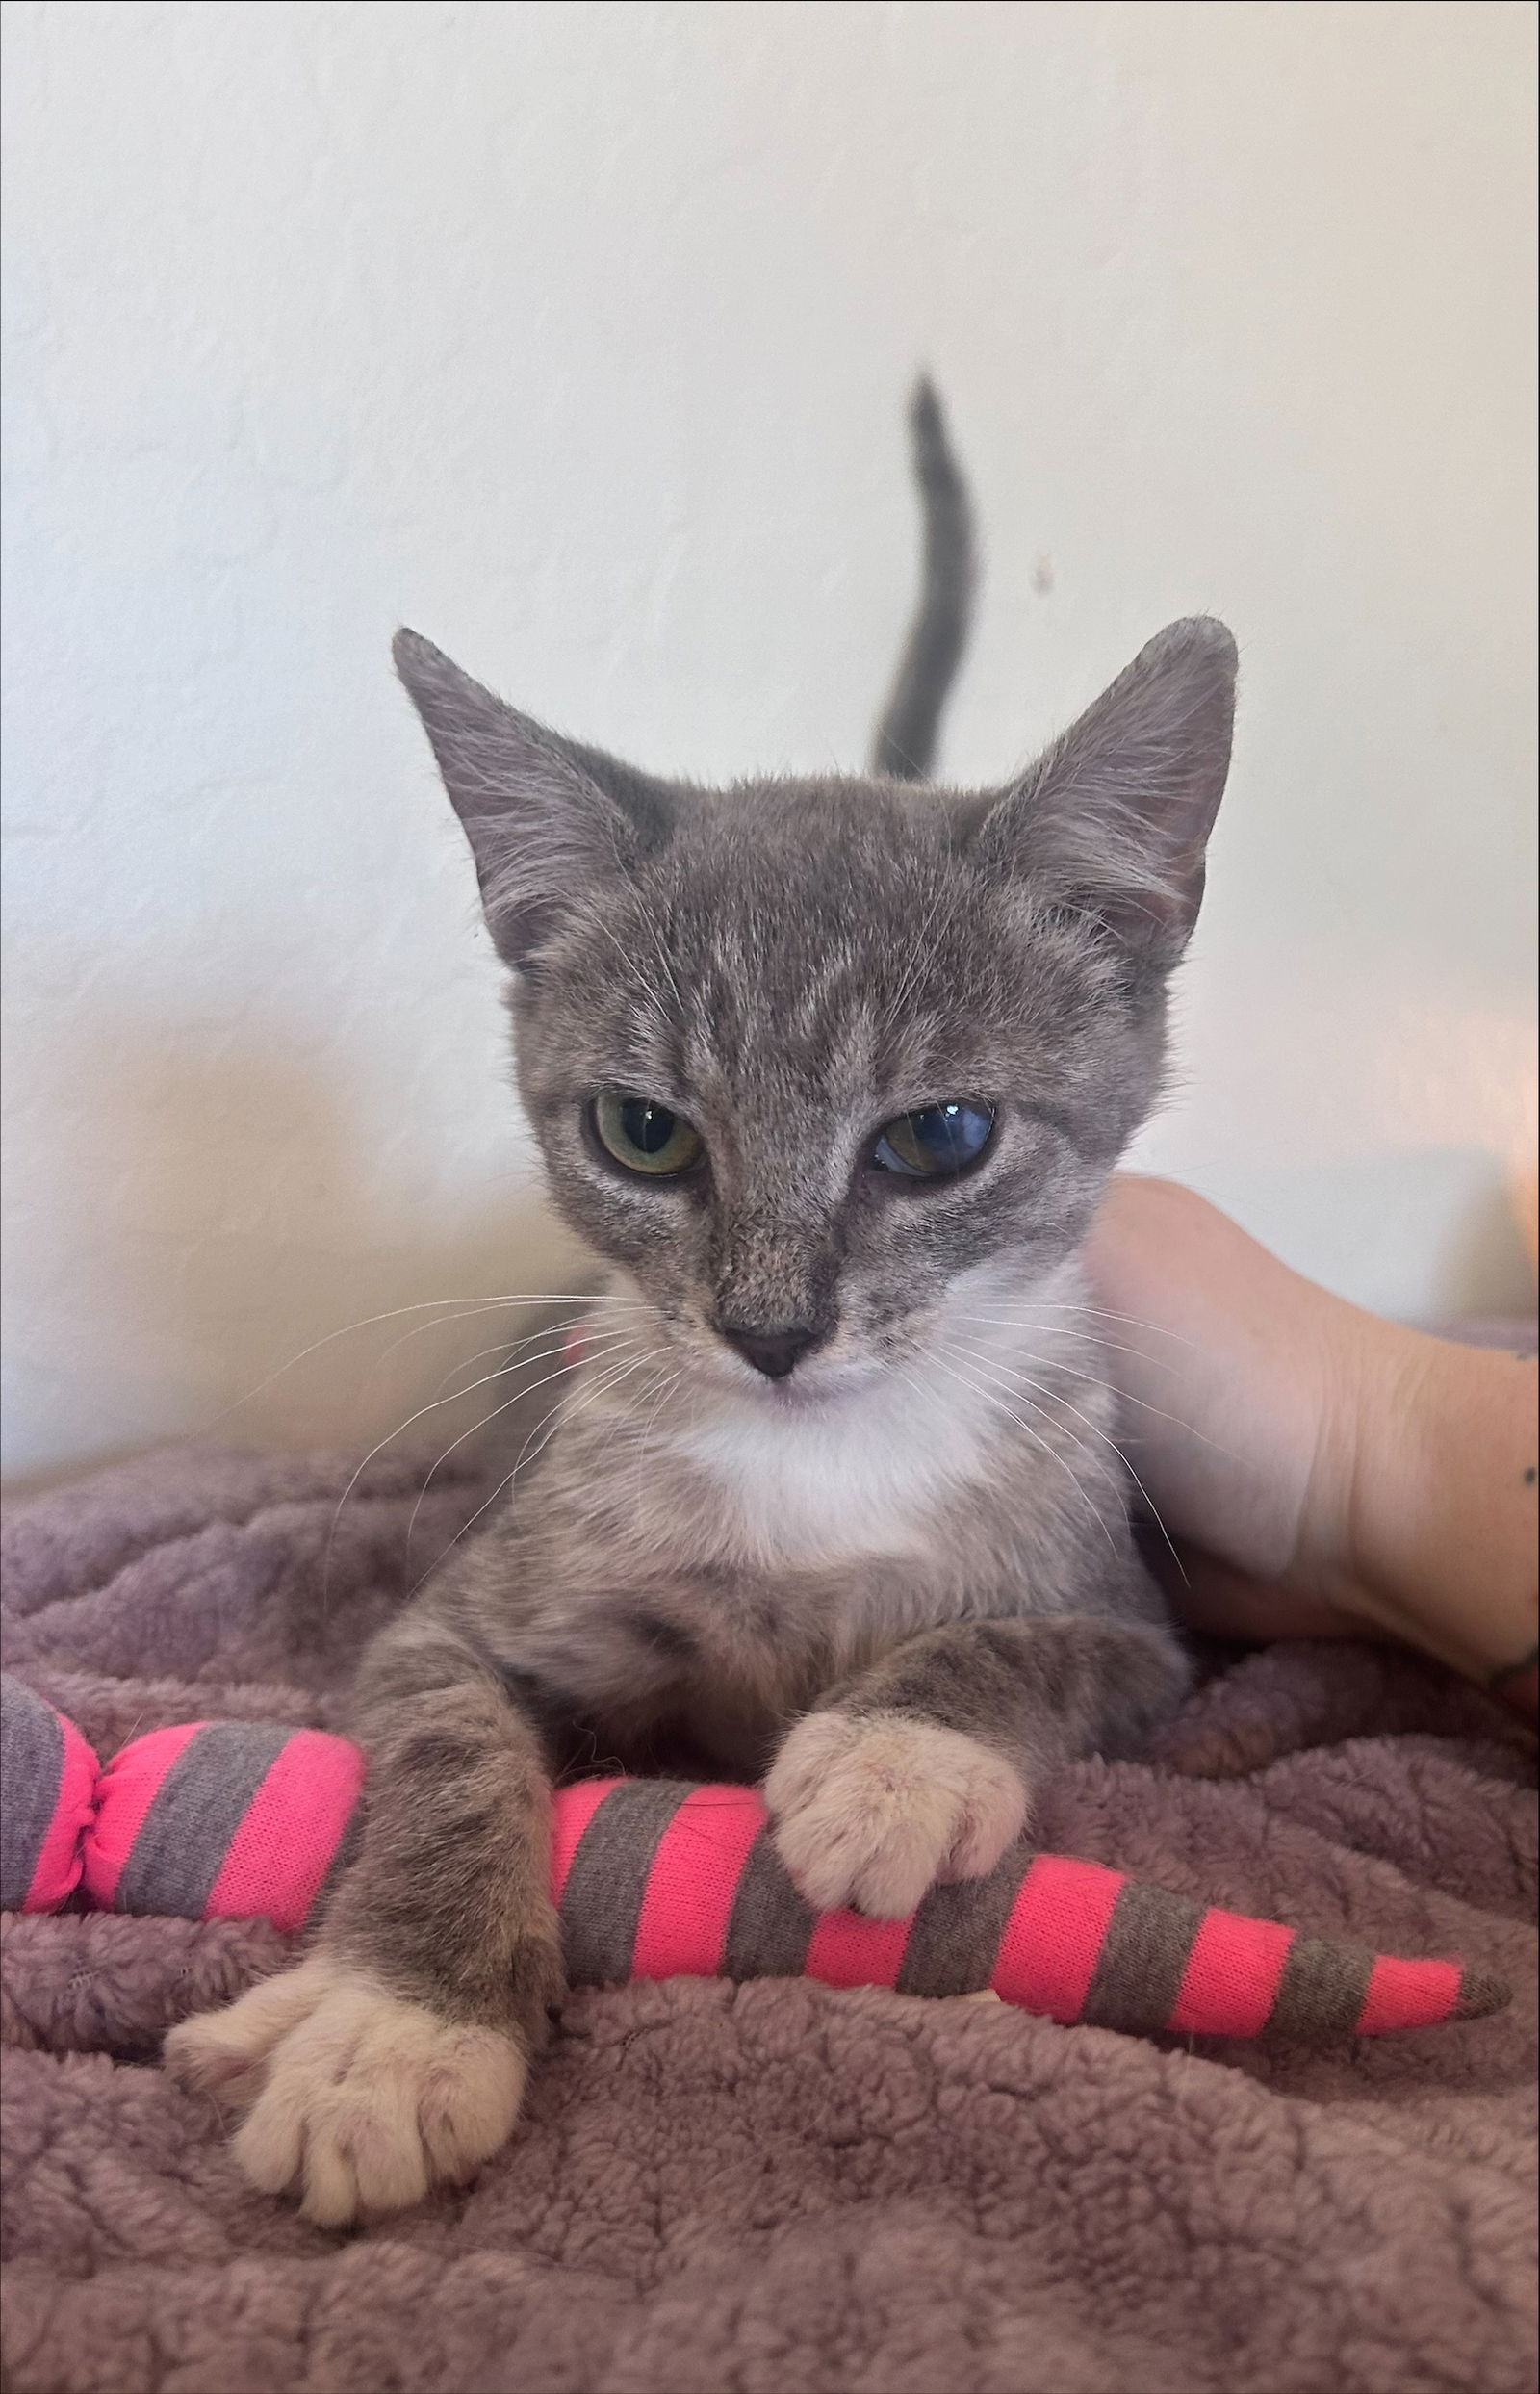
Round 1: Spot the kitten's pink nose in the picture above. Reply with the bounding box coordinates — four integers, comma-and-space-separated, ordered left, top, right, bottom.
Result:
717, 1322, 820, 1380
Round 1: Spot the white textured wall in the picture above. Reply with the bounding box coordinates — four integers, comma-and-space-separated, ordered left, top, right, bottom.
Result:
3, 0, 1535, 1484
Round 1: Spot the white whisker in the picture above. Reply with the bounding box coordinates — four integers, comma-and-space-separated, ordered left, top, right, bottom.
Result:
634, 1365, 685, 1457
955, 1314, 1185, 1374
427, 1332, 548, 1404
373, 1300, 523, 1376
928, 1351, 1118, 1552
210, 1289, 652, 1426
559, 1344, 673, 1442
401, 1337, 659, 1595
957, 1335, 1242, 1462
322, 1332, 639, 1603
427, 1316, 605, 1404
975, 1347, 1235, 1454
505, 1338, 670, 1494
948, 1341, 1188, 1584
1007, 1301, 1199, 1349
414, 1340, 671, 1591
589, 1352, 679, 1480
403, 1328, 642, 1551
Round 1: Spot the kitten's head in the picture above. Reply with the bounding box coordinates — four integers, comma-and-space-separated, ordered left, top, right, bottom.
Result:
396, 622, 1235, 1400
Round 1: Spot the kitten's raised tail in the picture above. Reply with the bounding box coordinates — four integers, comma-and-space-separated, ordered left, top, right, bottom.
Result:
869, 376, 977, 783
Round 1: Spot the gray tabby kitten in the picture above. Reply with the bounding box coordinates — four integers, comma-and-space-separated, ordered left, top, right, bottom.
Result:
168, 386, 1237, 2226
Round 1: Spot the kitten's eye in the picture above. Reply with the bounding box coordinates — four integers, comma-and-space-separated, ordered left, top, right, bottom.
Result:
591, 1092, 705, 1177
870, 1101, 996, 1180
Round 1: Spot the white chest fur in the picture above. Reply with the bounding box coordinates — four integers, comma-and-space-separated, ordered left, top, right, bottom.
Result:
665, 1363, 1001, 1572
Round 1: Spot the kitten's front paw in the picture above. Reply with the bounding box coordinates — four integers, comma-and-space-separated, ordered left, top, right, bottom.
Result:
165, 1955, 530, 2226
764, 1710, 1028, 1918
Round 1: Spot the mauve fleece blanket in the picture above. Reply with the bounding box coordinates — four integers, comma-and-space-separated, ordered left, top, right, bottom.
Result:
1, 1438, 1535, 2394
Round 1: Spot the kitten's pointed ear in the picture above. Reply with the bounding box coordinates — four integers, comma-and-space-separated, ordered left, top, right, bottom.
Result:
975, 617, 1237, 968
393, 630, 672, 967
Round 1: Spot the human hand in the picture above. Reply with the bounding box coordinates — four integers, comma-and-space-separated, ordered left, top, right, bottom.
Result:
1085, 1176, 1538, 1704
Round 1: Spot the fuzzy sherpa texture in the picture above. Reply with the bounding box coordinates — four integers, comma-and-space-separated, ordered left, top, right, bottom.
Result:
1, 1435, 1535, 2394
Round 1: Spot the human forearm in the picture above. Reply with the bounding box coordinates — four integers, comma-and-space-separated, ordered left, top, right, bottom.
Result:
1085, 1176, 1539, 1715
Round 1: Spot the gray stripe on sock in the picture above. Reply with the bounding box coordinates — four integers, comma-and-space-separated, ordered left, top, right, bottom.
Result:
897, 1847, 1029, 1998
1451, 1967, 1510, 2021
114, 1721, 292, 1918
1, 1677, 66, 1910
1080, 1878, 1204, 2038
721, 1827, 817, 1982
557, 1780, 691, 1987
1265, 1933, 1375, 2044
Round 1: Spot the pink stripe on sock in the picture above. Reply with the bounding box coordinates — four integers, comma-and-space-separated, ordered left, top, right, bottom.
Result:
1355, 1953, 1461, 2034
549, 1778, 626, 1904
205, 1730, 365, 1933
804, 1904, 913, 1993
82, 1722, 206, 1909
991, 1854, 1124, 2023
1167, 1908, 1296, 2038
24, 1711, 101, 1912
630, 1783, 766, 1981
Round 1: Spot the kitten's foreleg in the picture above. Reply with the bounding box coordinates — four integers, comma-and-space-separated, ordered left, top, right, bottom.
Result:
765, 1613, 1187, 1918
165, 1612, 563, 2225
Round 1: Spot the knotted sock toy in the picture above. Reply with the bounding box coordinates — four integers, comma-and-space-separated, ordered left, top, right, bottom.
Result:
0, 1674, 1507, 2042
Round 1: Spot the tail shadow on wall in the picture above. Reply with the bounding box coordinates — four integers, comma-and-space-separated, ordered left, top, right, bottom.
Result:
1, 1001, 587, 1529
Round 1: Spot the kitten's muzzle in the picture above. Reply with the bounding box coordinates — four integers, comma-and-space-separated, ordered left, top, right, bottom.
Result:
715, 1321, 823, 1380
